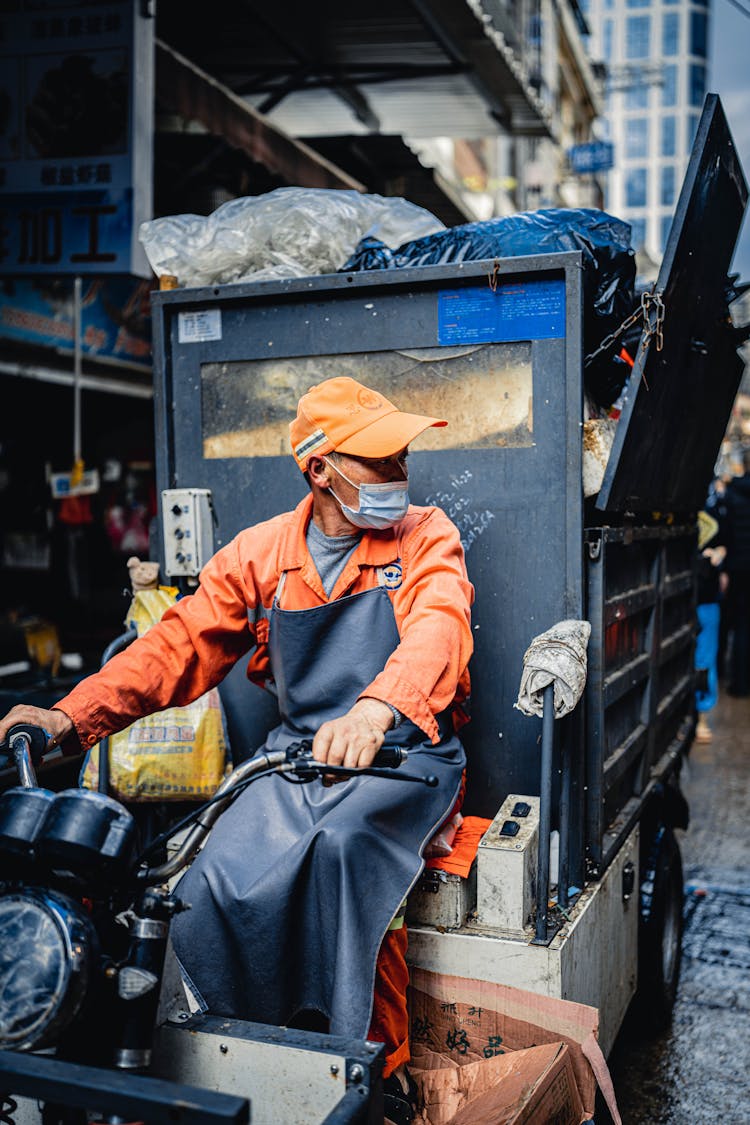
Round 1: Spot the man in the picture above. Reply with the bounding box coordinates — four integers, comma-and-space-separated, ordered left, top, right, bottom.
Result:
0, 377, 474, 1125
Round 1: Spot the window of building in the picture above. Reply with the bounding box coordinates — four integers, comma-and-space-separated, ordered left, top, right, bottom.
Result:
690, 11, 707, 56
661, 214, 673, 253
661, 65, 678, 107
661, 116, 676, 156
626, 15, 650, 59
625, 83, 650, 109
690, 63, 706, 107
630, 218, 647, 248
603, 18, 614, 59
626, 167, 648, 207
661, 165, 676, 205
627, 0, 650, 7
626, 117, 649, 158
662, 12, 679, 56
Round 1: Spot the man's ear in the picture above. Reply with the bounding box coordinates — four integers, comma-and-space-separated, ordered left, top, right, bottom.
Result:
307, 455, 331, 489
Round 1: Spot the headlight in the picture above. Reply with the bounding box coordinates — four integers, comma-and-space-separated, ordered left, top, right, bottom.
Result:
0, 889, 96, 1051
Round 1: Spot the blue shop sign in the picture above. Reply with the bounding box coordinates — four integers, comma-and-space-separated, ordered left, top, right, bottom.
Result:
568, 142, 615, 175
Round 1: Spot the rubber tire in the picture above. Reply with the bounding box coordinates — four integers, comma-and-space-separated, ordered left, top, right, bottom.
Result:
635, 827, 684, 1033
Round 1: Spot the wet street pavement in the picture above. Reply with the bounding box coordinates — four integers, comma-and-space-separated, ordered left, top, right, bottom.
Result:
606, 690, 750, 1123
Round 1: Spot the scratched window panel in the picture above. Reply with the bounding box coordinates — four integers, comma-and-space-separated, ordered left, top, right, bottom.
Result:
200, 343, 534, 460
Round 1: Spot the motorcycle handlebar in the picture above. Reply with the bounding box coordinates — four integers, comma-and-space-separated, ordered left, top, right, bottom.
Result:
286, 740, 408, 769
0, 724, 50, 788
138, 744, 437, 885
1, 725, 435, 886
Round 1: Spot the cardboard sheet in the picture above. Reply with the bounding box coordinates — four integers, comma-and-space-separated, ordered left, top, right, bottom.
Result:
413, 1041, 584, 1125
409, 967, 622, 1124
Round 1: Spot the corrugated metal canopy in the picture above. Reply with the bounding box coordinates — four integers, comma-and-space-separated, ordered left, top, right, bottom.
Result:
156, 0, 552, 140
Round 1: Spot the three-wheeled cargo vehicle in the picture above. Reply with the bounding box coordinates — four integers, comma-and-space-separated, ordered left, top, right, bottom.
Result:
0, 93, 747, 1124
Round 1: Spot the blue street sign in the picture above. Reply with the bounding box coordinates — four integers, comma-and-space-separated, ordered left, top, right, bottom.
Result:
568, 141, 615, 175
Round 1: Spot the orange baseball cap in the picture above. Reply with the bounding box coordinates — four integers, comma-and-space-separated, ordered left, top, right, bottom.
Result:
289, 377, 447, 470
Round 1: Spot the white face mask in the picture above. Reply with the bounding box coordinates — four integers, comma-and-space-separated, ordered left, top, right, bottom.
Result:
323, 457, 410, 530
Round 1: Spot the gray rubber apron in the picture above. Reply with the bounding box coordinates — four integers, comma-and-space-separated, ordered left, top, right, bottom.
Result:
171, 577, 465, 1038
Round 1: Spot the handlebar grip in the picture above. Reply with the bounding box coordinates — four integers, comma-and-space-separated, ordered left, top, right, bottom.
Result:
5, 724, 49, 764
372, 746, 408, 769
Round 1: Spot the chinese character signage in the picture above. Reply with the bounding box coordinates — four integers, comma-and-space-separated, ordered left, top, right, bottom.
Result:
0, 0, 154, 276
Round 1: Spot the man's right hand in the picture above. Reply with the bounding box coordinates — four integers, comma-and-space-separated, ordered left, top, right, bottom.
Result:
0, 705, 74, 751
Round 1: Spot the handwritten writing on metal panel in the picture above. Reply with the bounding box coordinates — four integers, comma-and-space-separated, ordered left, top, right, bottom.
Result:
425, 469, 495, 554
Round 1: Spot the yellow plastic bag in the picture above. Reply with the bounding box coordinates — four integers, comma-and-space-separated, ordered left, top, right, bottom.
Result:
81, 587, 229, 801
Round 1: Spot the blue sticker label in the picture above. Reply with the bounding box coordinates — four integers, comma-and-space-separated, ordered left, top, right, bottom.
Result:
437, 279, 565, 345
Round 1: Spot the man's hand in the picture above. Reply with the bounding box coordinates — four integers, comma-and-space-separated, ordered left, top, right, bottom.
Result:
312, 698, 395, 779
0, 705, 74, 751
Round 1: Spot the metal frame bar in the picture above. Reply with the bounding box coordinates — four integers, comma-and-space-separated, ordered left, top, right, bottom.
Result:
558, 714, 572, 910
0, 1050, 248, 1124
155, 39, 365, 192
584, 524, 695, 876
584, 532, 606, 873
321, 1086, 376, 1125
533, 683, 555, 943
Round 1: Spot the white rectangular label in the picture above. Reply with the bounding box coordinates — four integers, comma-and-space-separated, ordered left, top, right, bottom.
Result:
49, 469, 100, 498
178, 309, 222, 343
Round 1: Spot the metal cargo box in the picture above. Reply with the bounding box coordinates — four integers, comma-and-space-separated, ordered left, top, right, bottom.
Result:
150, 95, 747, 879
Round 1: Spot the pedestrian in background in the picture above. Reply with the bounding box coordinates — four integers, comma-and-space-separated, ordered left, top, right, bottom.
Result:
695, 503, 725, 742
717, 447, 750, 697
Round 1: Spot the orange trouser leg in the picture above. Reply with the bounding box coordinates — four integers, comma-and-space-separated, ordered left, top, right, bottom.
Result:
368, 922, 410, 1078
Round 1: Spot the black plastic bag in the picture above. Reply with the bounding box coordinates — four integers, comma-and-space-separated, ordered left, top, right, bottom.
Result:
342, 208, 637, 407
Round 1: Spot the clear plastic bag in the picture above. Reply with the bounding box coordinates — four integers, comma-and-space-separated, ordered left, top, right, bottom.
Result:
138, 187, 444, 289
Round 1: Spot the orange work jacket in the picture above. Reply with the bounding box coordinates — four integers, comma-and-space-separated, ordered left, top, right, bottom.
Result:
55, 494, 474, 753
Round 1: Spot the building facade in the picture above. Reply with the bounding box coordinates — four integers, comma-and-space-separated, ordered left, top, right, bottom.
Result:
583, 0, 710, 263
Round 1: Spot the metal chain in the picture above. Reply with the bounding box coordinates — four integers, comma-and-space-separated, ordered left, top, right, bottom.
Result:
640, 288, 665, 354
583, 287, 665, 369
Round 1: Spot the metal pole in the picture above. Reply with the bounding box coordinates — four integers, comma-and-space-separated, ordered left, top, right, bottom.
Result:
73, 276, 82, 469
535, 682, 555, 942
558, 722, 571, 909
10, 734, 37, 790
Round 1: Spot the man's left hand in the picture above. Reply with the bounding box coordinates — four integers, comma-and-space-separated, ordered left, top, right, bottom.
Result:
312, 698, 395, 779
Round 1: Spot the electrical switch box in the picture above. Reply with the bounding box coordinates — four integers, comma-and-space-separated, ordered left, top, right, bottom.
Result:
161, 489, 215, 578
476, 794, 540, 933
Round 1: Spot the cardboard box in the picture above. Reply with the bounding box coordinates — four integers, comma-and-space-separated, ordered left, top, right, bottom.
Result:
409, 968, 622, 1124
413, 1041, 583, 1125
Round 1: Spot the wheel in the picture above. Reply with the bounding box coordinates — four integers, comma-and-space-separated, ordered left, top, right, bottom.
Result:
635, 826, 684, 1032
